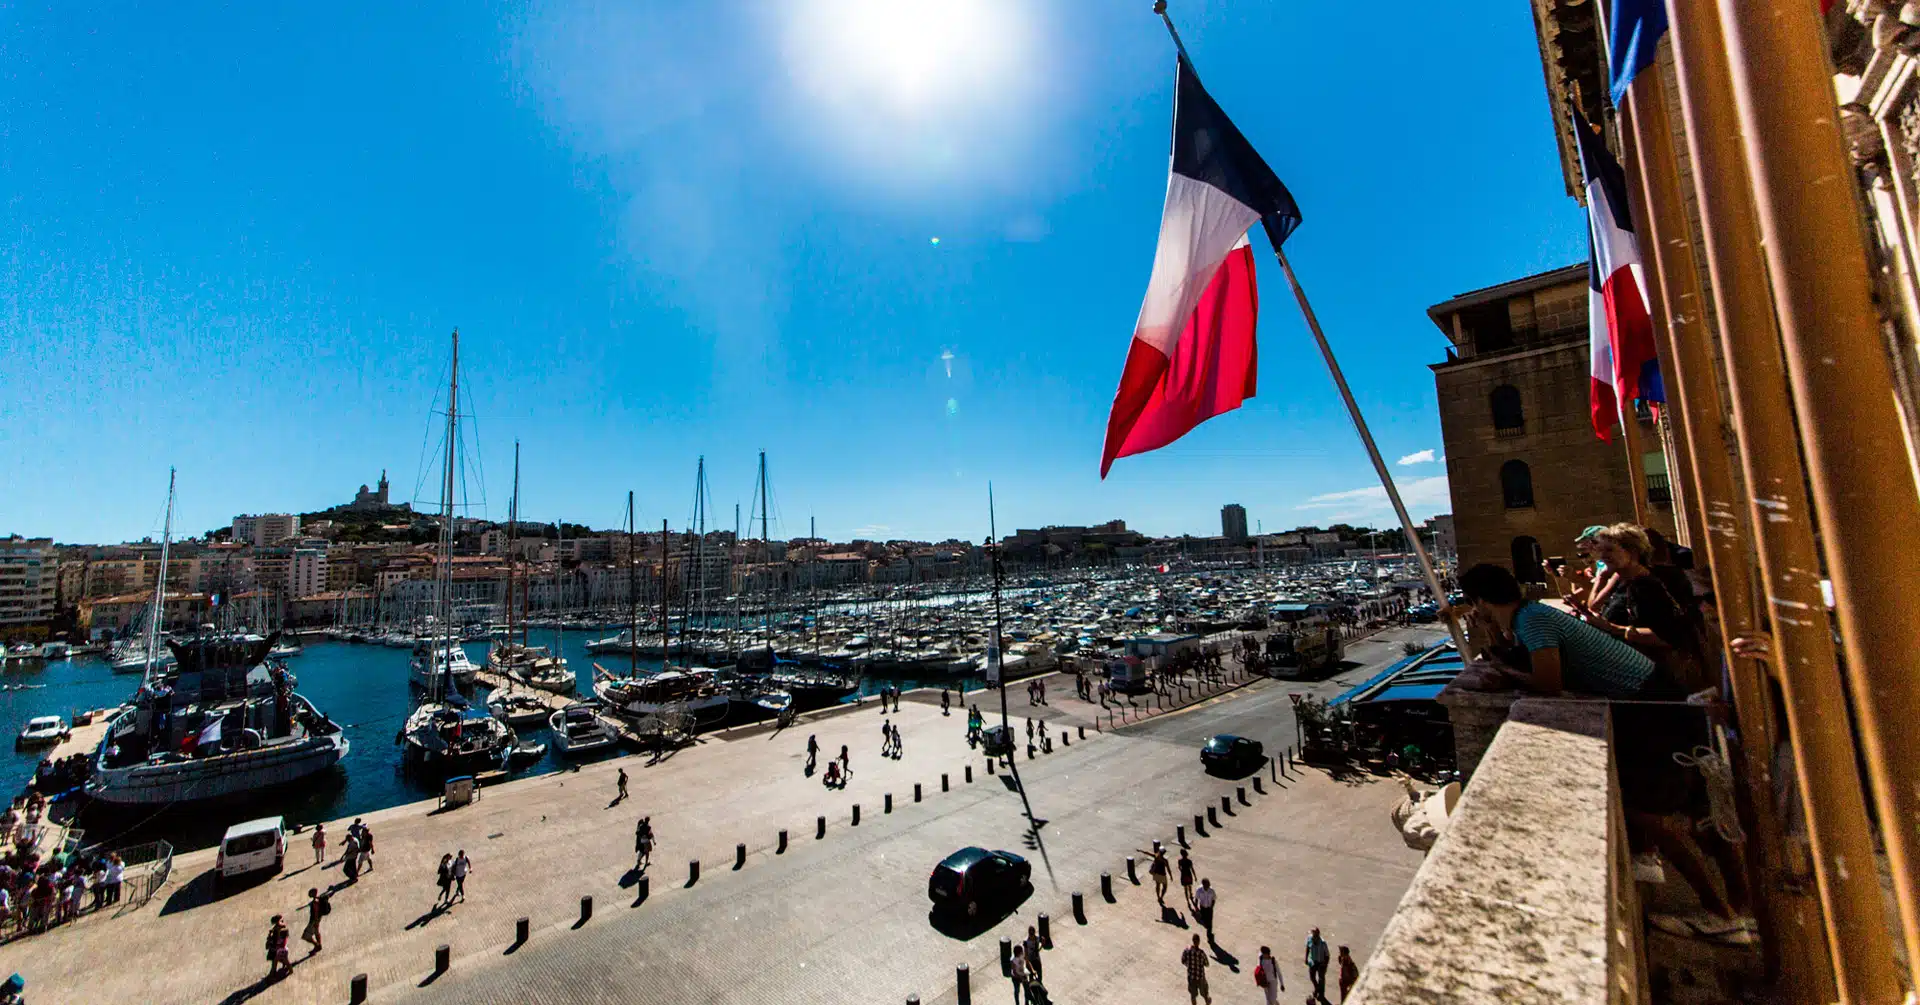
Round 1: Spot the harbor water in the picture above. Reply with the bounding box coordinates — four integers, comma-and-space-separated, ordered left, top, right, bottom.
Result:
1, 631, 982, 851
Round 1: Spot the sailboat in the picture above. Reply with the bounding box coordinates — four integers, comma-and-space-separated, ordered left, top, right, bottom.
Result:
88, 471, 350, 807
592, 499, 731, 726
401, 330, 516, 775
485, 443, 575, 693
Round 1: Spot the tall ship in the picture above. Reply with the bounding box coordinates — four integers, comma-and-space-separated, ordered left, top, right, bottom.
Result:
88, 472, 348, 806
401, 329, 517, 776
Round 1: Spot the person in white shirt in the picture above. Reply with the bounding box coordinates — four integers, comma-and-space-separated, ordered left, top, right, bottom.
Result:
1192, 878, 1217, 942
1255, 945, 1283, 1005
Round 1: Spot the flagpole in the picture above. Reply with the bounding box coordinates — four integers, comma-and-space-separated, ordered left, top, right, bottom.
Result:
1272, 248, 1470, 658
1151, 1, 1467, 657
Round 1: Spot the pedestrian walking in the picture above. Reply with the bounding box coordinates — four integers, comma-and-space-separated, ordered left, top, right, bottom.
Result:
1036, 677, 1046, 705
1177, 849, 1196, 906
1009, 944, 1032, 1005
311, 823, 326, 865
635, 816, 654, 870
1181, 933, 1213, 1005
890, 723, 903, 758
435, 853, 453, 906
1193, 878, 1216, 941
104, 854, 123, 905
1148, 845, 1171, 905
358, 823, 375, 872
451, 850, 470, 903
806, 734, 819, 773
265, 915, 291, 977
1304, 928, 1330, 1001
941, 687, 951, 716
881, 718, 893, 756
1024, 924, 1045, 982
617, 767, 629, 803
839, 744, 850, 774
1337, 946, 1358, 1002
1255, 946, 1284, 1005
340, 832, 360, 883
300, 887, 327, 952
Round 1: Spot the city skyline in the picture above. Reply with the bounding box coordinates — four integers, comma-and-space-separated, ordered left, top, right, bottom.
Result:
2, 2, 1572, 550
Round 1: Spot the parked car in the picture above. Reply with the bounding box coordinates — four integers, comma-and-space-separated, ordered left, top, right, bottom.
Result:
15, 716, 67, 751
928, 847, 1032, 919
215, 816, 286, 885
1200, 734, 1265, 773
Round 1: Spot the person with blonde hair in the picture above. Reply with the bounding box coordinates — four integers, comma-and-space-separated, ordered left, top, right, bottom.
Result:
1581, 522, 1710, 692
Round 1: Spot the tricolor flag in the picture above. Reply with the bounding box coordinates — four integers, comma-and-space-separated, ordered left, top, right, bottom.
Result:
1606, 0, 1668, 104
1574, 111, 1663, 442
1100, 54, 1302, 478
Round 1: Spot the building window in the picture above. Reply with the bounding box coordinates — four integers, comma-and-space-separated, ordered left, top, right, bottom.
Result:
1511, 536, 1545, 583
1490, 385, 1525, 437
1646, 472, 1672, 504
1500, 460, 1535, 509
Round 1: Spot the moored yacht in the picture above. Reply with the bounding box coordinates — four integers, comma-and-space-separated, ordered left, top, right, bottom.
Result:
409, 642, 478, 691
591, 665, 731, 724
549, 702, 620, 754
87, 631, 349, 807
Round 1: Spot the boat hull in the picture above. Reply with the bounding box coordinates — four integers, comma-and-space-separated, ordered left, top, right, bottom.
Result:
86, 735, 349, 807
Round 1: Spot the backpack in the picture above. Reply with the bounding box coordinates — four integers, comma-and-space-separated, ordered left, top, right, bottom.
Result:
317, 894, 332, 917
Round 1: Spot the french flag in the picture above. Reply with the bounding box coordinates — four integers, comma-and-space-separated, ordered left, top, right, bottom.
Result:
1574, 110, 1662, 441
1101, 55, 1302, 478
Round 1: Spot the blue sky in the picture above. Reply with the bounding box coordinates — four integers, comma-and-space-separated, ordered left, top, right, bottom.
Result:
1, 1, 1583, 545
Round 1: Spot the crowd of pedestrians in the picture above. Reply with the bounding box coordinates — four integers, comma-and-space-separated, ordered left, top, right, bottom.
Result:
0, 844, 124, 938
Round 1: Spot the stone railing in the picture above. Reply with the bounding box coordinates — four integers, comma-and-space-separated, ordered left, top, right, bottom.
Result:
1346, 698, 1647, 1004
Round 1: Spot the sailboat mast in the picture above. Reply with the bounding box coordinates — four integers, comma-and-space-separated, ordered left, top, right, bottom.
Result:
507, 441, 519, 649
756, 451, 771, 645
434, 329, 461, 702
660, 519, 670, 666
142, 467, 177, 683
989, 483, 1008, 732
627, 491, 637, 676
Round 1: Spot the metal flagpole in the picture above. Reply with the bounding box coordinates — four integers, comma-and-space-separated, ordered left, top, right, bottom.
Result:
1151, 2, 1466, 657
1273, 249, 1468, 657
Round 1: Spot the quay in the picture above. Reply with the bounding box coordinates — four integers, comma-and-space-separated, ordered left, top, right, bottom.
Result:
2, 627, 1445, 1004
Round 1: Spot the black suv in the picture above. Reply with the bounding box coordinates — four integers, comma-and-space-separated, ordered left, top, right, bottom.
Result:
928, 847, 1032, 919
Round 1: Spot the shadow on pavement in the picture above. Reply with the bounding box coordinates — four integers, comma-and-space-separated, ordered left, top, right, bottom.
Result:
214, 968, 288, 1005
161, 868, 269, 916
404, 903, 450, 930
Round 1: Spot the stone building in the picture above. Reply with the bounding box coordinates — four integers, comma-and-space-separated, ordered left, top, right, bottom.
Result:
0, 537, 57, 639
1428, 266, 1676, 580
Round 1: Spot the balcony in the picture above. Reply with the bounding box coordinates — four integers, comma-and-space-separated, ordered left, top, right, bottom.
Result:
1646, 473, 1672, 505
1493, 422, 1526, 439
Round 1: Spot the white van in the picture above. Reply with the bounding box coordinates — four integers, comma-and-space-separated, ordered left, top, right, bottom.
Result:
215, 816, 286, 883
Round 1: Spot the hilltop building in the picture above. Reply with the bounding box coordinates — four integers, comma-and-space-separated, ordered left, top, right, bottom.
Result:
1221, 504, 1248, 543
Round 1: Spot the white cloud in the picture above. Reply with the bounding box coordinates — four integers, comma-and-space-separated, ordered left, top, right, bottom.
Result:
853, 524, 892, 538
1293, 475, 1452, 518
1396, 449, 1436, 466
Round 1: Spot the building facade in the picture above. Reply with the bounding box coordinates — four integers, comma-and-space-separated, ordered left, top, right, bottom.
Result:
0, 537, 57, 638
1220, 504, 1248, 543
1429, 266, 1675, 580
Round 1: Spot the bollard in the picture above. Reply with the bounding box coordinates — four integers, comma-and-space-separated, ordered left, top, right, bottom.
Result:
987, 757, 995, 775
1237, 785, 1248, 805
1194, 813, 1208, 837
1062, 730, 1070, 747
817, 815, 826, 839
735, 843, 747, 870
965, 764, 973, 783
687, 860, 700, 886
852, 804, 861, 826
1071, 891, 1087, 923
942, 772, 950, 792
434, 943, 451, 974
1253, 776, 1265, 795
1221, 794, 1234, 816
915, 782, 922, 803
1101, 870, 1114, 902
1177, 824, 1188, 847
1126, 856, 1138, 884
349, 974, 368, 1004
885, 793, 893, 814
908, 997, 920, 1005
1208, 805, 1221, 828
515, 916, 530, 945
1038, 912, 1052, 947
1027, 745, 1035, 760
580, 894, 594, 924
778, 829, 789, 854
1078, 725, 1085, 739
957, 964, 972, 1005
1000, 936, 1014, 976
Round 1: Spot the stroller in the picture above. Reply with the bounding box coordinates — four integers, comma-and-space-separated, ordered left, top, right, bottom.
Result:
1024, 977, 1051, 1005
